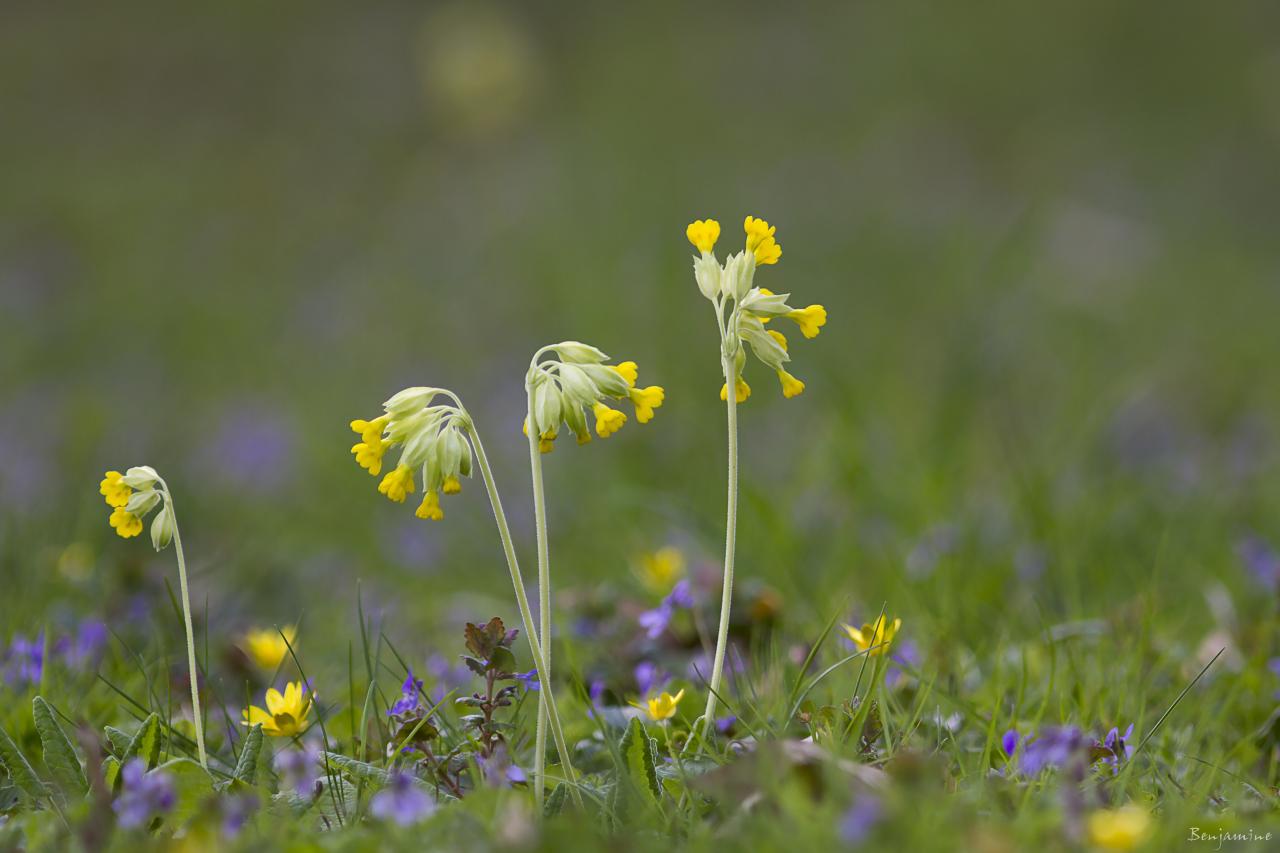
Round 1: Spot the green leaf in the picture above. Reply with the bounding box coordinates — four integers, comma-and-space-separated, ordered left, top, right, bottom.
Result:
0, 726, 46, 803
123, 713, 162, 770
103, 727, 131, 757
544, 781, 569, 818
153, 758, 213, 829
32, 697, 87, 797
233, 724, 264, 786
102, 756, 121, 792
612, 716, 660, 821
321, 752, 390, 787
487, 646, 517, 675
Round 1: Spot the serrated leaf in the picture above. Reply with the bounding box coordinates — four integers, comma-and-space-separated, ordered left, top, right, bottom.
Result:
104, 727, 131, 757
233, 724, 263, 786
32, 697, 87, 797
321, 752, 390, 787
544, 781, 569, 817
123, 713, 162, 770
0, 727, 46, 803
612, 716, 660, 823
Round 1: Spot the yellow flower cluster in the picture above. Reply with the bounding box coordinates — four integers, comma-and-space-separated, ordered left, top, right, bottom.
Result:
99, 467, 174, 549
525, 343, 665, 453
686, 215, 826, 400
350, 388, 474, 522
242, 681, 312, 737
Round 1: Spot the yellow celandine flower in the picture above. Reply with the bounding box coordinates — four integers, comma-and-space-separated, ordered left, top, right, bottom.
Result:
108, 507, 143, 539
631, 688, 685, 722
637, 546, 686, 593
240, 626, 297, 670
242, 681, 312, 738
777, 369, 805, 399
843, 615, 901, 656
592, 402, 627, 438
99, 471, 132, 508
379, 464, 416, 503
1086, 805, 1152, 850
686, 219, 721, 254
719, 377, 751, 403
416, 489, 444, 520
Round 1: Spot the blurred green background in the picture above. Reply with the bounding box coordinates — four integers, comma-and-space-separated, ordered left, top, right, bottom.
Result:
3, 0, 1279, 654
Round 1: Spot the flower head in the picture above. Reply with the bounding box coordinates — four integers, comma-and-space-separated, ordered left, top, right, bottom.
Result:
113, 759, 176, 828
843, 615, 901, 656
686, 218, 721, 254
242, 681, 312, 737
388, 670, 425, 717
370, 771, 435, 826
631, 688, 685, 722
525, 342, 664, 449
239, 626, 296, 670
1087, 805, 1152, 850
99, 470, 131, 508
274, 741, 321, 798
350, 389, 474, 521
635, 546, 686, 593
98, 466, 175, 550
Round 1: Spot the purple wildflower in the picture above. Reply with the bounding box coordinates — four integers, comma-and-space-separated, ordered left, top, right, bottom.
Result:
425, 654, 471, 703
1019, 726, 1085, 776
638, 580, 696, 639
221, 792, 259, 837
3, 633, 43, 686
514, 669, 539, 691
113, 759, 176, 828
886, 639, 921, 687
634, 661, 663, 695
1095, 723, 1135, 773
1001, 729, 1020, 758
838, 795, 882, 845
1237, 536, 1280, 592
274, 742, 321, 798
715, 715, 737, 734
666, 579, 694, 609
588, 678, 606, 706
388, 670, 424, 717
61, 619, 108, 670
370, 771, 434, 826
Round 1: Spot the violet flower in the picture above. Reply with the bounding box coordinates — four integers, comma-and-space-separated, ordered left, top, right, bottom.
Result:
370, 771, 434, 826
113, 759, 176, 828
274, 741, 321, 799
1018, 726, 1086, 776
388, 670, 424, 717
838, 795, 882, 845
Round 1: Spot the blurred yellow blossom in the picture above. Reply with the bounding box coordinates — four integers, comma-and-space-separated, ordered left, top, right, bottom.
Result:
636, 547, 686, 593
1087, 805, 1152, 850
240, 626, 296, 670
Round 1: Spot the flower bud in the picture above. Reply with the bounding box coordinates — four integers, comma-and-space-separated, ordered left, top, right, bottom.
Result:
150, 505, 175, 551
550, 342, 609, 364
693, 254, 722, 300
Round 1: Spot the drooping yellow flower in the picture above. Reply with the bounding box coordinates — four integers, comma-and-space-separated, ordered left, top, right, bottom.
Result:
611, 361, 639, 387
843, 615, 901, 656
636, 546, 686, 593
108, 507, 143, 539
777, 369, 805, 399
378, 464, 416, 503
350, 416, 388, 445
628, 385, 665, 423
719, 377, 751, 403
787, 305, 827, 339
415, 490, 444, 520
1087, 805, 1152, 851
442, 475, 462, 495
686, 219, 721, 254
522, 418, 558, 453
240, 626, 296, 670
351, 439, 389, 476
242, 681, 312, 737
592, 402, 627, 438
767, 329, 789, 352
631, 688, 685, 722
99, 471, 132, 508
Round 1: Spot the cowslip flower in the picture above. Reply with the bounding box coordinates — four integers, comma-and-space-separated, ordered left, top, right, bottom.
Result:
524, 342, 664, 451
631, 688, 685, 722
635, 546, 686, 593
243, 681, 312, 737
686, 215, 827, 400
349, 388, 475, 521
99, 467, 175, 548
239, 626, 296, 670
1087, 805, 1152, 850
843, 615, 901, 657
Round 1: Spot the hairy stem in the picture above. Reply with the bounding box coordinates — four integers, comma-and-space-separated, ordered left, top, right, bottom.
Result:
700, 351, 740, 745
466, 421, 583, 809
163, 486, 208, 771
526, 394, 552, 815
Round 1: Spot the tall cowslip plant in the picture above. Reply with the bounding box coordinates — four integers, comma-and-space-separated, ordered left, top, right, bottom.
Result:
99, 467, 208, 770
684, 215, 827, 746
348, 387, 583, 808
523, 341, 665, 808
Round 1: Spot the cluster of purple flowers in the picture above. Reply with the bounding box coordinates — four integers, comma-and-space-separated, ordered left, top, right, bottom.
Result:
113, 760, 176, 829
638, 580, 695, 639
2, 619, 108, 687
1002, 723, 1135, 776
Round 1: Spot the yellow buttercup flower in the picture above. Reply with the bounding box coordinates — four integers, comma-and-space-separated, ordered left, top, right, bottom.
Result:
100, 471, 131, 508
108, 507, 143, 539
378, 464, 416, 503
787, 305, 827, 339
242, 681, 312, 738
415, 490, 444, 520
719, 377, 751, 403
628, 385, 665, 423
637, 546, 686, 593
843, 615, 901, 656
592, 402, 627, 438
1087, 805, 1151, 851
611, 361, 639, 387
777, 369, 805, 399
240, 626, 296, 670
686, 219, 721, 254
631, 688, 685, 722
442, 475, 462, 495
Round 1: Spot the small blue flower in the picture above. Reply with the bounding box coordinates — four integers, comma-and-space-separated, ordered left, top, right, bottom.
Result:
370, 771, 434, 826
514, 669, 539, 691
387, 670, 424, 716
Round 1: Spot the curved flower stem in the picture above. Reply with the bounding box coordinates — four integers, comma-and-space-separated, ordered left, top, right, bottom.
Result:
699, 350, 740, 746
161, 485, 208, 771
465, 421, 583, 810
526, 389, 552, 815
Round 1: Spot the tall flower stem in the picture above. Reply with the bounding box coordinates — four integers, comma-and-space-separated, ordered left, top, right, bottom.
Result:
699, 350, 740, 745
526, 393, 552, 814
465, 421, 583, 810
160, 484, 208, 771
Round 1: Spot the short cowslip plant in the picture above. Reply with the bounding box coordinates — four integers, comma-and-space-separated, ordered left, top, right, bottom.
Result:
684, 215, 828, 745
99, 466, 208, 770
347, 386, 583, 807
522, 341, 664, 809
